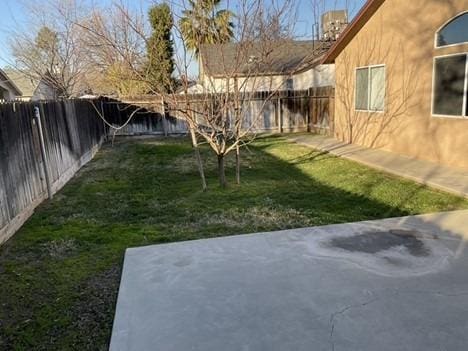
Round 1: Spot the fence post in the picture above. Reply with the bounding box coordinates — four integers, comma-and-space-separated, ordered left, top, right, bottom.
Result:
306, 89, 311, 132
277, 97, 283, 133
33, 106, 53, 200
100, 99, 107, 141
161, 98, 168, 137
329, 87, 335, 136
162, 116, 168, 137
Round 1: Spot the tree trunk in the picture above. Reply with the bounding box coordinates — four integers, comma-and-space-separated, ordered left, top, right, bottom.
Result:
190, 128, 207, 191
235, 145, 241, 185
217, 154, 227, 188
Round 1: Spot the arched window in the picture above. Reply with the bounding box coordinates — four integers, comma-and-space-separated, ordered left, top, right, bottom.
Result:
436, 12, 468, 47
432, 12, 468, 117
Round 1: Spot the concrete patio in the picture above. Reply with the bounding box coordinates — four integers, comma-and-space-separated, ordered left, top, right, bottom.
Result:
110, 210, 468, 351
289, 134, 468, 198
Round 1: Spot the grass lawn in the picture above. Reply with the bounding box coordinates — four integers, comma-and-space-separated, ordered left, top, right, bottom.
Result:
1, 135, 467, 350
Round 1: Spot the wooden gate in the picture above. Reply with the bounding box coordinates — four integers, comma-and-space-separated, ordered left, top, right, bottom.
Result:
308, 86, 335, 134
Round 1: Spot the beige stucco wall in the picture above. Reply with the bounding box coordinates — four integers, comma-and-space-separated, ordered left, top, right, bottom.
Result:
294, 64, 335, 89
201, 64, 335, 93
333, 0, 468, 170
202, 74, 287, 93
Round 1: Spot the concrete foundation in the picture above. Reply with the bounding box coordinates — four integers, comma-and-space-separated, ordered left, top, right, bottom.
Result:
110, 210, 468, 351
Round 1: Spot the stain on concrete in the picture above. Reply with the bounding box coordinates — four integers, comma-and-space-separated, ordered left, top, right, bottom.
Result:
174, 256, 193, 267
329, 229, 431, 257
381, 256, 405, 266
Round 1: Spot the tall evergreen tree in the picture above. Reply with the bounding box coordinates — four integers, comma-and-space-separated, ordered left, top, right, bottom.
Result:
147, 3, 175, 93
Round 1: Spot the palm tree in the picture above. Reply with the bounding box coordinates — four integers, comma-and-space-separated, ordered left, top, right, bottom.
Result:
179, 0, 234, 57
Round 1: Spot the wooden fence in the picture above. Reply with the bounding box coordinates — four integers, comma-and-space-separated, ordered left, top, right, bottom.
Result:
102, 98, 187, 136
114, 86, 335, 135
0, 88, 334, 244
0, 99, 108, 244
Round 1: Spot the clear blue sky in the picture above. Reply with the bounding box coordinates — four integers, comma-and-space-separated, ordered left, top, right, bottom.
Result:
0, 0, 365, 74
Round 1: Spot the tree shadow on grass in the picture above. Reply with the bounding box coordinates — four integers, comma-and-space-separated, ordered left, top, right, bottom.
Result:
118, 136, 467, 238
1, 136, 467, 351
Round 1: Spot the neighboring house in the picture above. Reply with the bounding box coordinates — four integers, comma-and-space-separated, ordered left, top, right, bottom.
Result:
177, 81, 205, 94
199, 40, 335, 93
322, 0, 468, 170
3, 69, 59, 101
185, 82, 205, 94
0, 69, 22, 101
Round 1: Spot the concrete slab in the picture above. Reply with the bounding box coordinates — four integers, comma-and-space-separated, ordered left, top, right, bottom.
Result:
110, 210, 468, 351
288, 134, 468, 198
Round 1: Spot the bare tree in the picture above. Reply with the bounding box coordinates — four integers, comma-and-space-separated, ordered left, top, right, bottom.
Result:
167, 0, 306, 187
7, 0, 319, 190
74, 0, 305, 188
77, 2, 150, 96
8, 0, 90, 97
6, 0, 153, 97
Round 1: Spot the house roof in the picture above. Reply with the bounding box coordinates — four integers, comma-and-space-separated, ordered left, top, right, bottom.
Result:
200, 40, 331, 78
2, 69, 39, 97
0, 68, 23, 96
322, 0, 385, 64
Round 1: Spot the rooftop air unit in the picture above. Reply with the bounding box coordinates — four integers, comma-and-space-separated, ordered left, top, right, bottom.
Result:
321, 10, 348, 41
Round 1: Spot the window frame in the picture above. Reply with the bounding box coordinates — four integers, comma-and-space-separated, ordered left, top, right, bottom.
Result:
431, 52, 468, 119
434, 11, 468, 49
354, 64, 386, 113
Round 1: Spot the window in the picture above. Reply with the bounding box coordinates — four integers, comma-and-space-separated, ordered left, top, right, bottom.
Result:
436, 12, 468, 47
355, 65, 385, 112
432, 54, 468, 117
355, 68, 369, 110
285, 78, 294, 91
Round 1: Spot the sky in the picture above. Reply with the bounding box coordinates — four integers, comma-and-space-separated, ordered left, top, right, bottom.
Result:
0, 0, 365, 75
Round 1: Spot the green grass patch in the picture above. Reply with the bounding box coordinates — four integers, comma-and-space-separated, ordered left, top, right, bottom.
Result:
1, 135, 467, 350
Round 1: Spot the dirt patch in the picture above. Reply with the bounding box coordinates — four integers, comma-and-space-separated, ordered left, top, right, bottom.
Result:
41, 239, 79, 259
189, 205, 315, 231
67, 265, 121, 350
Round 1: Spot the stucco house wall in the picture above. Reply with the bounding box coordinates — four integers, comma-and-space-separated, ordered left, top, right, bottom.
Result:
201, 64, 335, 93
201, 74, 288, 93
294, 64, 335, 90
332, 0, 468, 170
31, 80, 59, 101
0, 70, 21, 101
0, 82, 16, 100
199, 40, 336, 94
3, 69, 59, 101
